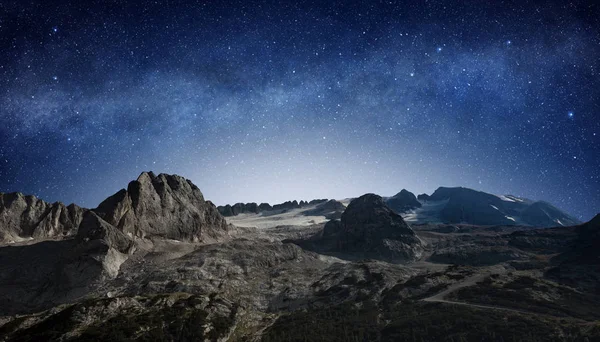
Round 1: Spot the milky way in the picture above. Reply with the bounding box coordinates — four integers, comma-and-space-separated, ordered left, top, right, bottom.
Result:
0, 1, 598, 220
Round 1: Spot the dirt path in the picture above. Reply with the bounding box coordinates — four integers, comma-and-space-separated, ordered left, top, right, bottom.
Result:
421, 265, 527, 313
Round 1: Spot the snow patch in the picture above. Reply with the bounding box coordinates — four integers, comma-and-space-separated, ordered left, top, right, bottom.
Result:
490, 205, 499, 211
505, 216, 516, 222
496, 195, 515, 202
555, 219, 564, 226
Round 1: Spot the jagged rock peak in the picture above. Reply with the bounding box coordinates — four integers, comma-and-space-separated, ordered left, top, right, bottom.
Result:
0, 192, 85, 243
94, 171, 228, 242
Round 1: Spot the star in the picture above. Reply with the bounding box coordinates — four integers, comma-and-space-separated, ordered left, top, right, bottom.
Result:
436, 47, 443, 52
568, 111, 574, 119
52, 26, 59, 33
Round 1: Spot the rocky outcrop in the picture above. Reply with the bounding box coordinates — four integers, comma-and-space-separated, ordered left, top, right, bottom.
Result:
77, 211, 134, 255
0, 192, 85, 243
218, 204, 235, 216
218, 202, 261, 216
258, 202, 273, 211
297, 194, 424, 263
272, 200, 300, 211
386, 189, 421, 213
94, 172, 228, 242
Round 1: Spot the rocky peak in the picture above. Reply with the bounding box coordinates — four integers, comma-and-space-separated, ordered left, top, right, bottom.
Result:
94, 172, 228, 242
342, 194, 418, 243
0, 192, 85, 243
386, 189, 422, 213
305, 194, 423, 263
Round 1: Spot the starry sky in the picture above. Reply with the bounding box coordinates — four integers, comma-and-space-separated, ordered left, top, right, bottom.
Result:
0, 0, 599, 220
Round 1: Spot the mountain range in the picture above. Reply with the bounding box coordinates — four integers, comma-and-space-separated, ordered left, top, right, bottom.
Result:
216, 186, 579, 228
0, 172, 597, 341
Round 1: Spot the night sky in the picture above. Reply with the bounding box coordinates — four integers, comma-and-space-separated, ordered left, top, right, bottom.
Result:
0, 1, 599, 220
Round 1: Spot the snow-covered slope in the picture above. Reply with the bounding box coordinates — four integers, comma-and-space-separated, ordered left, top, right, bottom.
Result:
400, 187, 580, 227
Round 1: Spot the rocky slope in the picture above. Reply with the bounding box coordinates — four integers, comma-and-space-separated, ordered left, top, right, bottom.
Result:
0, 193, 85, 243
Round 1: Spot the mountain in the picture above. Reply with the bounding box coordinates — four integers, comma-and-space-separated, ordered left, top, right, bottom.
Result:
1, 175, 597, 340
404, 186, 580, 227
296, 194, 424, 263
385, 189, 421, 213
0, 192, 86, 243
94, 171, 228, 242
0, 172, 231, 315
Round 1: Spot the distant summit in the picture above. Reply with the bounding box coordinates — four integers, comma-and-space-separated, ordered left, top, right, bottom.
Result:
401, 186, 580, 228
385, 189, 421, 213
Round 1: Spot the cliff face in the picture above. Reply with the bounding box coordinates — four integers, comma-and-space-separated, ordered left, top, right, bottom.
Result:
0, 192, 85, 243
94, 171, 229, 242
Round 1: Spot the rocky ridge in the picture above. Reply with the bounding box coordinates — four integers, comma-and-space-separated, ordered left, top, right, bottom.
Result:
94, 171, 229, 243
0, 193, 85, 243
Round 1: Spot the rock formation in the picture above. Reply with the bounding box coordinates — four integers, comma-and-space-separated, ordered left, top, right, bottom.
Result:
298, 194, 424, 263
94, 172, 228, 242
0, 192, 85, 243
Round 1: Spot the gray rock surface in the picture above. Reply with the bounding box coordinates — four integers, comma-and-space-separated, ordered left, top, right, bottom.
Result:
0, 192, 85, 243
94, 171, 229, 242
